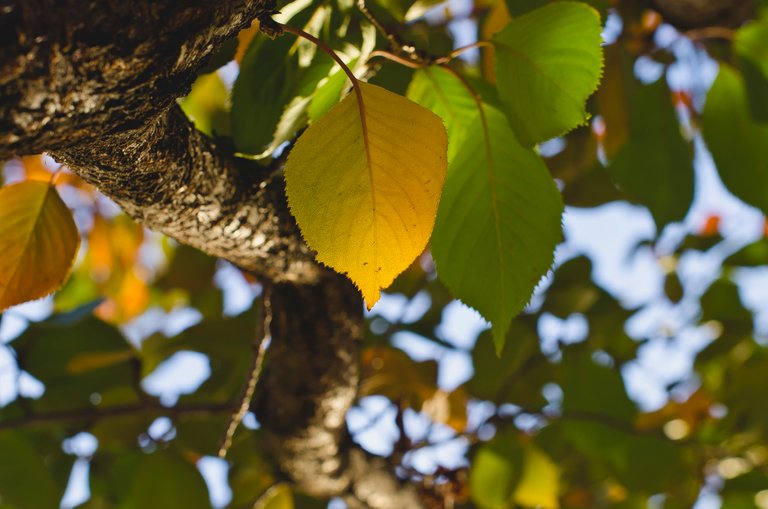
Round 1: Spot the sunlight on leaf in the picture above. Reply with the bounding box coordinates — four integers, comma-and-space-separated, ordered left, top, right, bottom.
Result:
285, 82, 448, 307
0, 180, 80, 310
431, 106, 562, 352
493, 1, 603, 146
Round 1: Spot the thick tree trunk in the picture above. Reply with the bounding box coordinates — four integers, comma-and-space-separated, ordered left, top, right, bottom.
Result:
0, 1, 421, 506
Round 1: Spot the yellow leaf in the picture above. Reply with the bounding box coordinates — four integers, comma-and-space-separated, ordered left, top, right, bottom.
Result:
285, 82, 448, 307
254, 484, 293, 509
0, 181, 80, 310
514, 444, 561, 509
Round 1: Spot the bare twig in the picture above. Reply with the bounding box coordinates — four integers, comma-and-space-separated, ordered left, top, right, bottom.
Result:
0, 401, 236, 431
218, 285, 273, 458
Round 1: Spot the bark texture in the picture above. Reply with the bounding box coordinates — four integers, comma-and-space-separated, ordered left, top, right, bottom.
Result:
646, 0, 753, 28
1, 1, 421, 506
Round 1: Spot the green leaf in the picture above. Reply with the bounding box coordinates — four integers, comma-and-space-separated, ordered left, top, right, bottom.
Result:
702, 64, 768, 215
0, 431, 62, 509
178, 72, 230, 138
431, 106, 563, 352
724, 237, 768, 266
131, 451, 211, 509
606, 76, 694, 229
406, 66, 478, 160
734, 20, 768, 121
0, 180, 80, 310
11, 312, 137, 412
469, 318, 551, 406
470, 430, 524, 509
493, 2, 603, 146
308, 58, 357, 122
232, 34, 300, 154
561, 351, 635, 422
504, 0, 608, 18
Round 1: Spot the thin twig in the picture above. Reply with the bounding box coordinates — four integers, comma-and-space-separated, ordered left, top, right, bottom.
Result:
368, 50, 424, 69
683, 26, 735, 42
0, 401, 236, 431
218, 284, 273, 458
357, 0, 404, 51
433, 41, 494, 65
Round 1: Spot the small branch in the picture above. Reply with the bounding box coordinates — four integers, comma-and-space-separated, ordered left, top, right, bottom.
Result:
357, 0, 404, 52
683, 26, 735, 42
0, 401, 237, 431
368, 50, 425, 69
218, 285, 273, 458
433, 41, 494, 65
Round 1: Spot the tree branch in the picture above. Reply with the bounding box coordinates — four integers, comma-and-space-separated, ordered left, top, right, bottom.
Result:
0, 401, 236, 431
255, 280, 423, 508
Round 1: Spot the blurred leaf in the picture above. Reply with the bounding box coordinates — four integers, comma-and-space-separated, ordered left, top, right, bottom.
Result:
0, 431, 63, 509
734, 20, 768, 121
226, 431, 277, 508
605, 74, 694, 230
725, 237, 768, 266
361, 347, 438, 409
131, 451, 211, 509
513, 442, 561, 509
700, 278, 752, 328
179, 72, 231, 137
541, 256, 599, 317
702, 64, 768, 215
561, 351, 635, 422
422, 387, 468, 432
11, 309, 138, 412
470, 318, 551, 407
254, 484, 293, 509
470, 429, 524, 509
493, 2, 603, 146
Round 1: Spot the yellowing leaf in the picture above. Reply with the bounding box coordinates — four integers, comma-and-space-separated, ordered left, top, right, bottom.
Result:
0, 181, 80, 310
513, 444, 560, 509
285, 82, 448, 307
254, 484, 294, 509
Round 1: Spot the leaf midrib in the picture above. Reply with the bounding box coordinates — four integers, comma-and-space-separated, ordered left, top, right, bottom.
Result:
352, 84, 378, 281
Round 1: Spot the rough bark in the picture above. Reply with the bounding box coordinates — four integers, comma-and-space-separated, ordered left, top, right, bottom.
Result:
646, 0, 753, 29
257, 281, 422, 508
51, 106, 322, 284
1, 1, 421, 506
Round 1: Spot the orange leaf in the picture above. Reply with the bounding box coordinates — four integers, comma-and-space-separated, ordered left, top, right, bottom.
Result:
0, 181, 80, 310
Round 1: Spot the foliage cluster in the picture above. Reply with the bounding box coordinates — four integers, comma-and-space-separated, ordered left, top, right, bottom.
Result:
2, 0, 768, 508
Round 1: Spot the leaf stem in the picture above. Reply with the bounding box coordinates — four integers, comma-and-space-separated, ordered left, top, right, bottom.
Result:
278, 23, 361, 95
